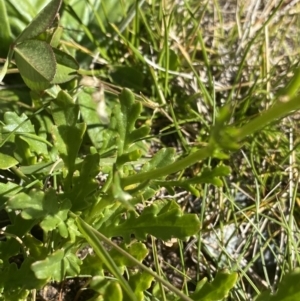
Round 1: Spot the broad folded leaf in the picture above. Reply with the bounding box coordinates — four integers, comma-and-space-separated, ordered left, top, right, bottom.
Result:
51, 48, 79, 84
14, 40, 56, 90
15, 0, 62, 43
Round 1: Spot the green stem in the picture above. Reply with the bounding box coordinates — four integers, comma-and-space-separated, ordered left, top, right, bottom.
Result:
74, 214, 137, 301
122, 144, 214, 186
11, 166, 30, 183
238, 94, 300, 140
77, 68, 103, 76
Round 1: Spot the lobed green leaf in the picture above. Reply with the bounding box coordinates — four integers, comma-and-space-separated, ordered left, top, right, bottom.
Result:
52, 123, 86, 189
101, 200, 201, 241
